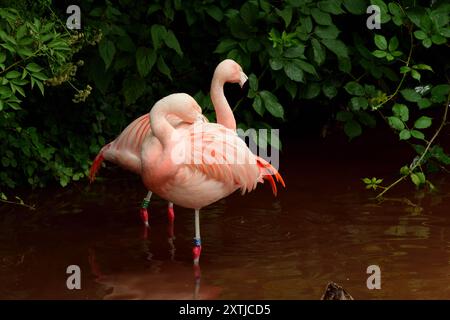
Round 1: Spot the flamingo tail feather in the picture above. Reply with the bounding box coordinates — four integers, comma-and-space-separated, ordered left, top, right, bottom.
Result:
89, 145, 109, 183
256, 157, 286, 196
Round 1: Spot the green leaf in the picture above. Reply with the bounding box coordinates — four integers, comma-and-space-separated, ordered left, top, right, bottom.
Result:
296, 59, 316, 75
99, 40, 116, 70
322, 81, 337, 98
431, 84, 450, 102
410, 130, 425, 140
358, 111, 376, 128
400, 166, 410, 176
31, 72, 48, 81
350, 97, 368, 110
304, 83, 321, 99
411, 70, 421, 81
285, 80, 297, 99
122, 76, 146, 105
399, 129, 411, 140
344, 120, 362, 139
342, 0, 367, 14
392, 103, 409, 122
431, 146, 450, 165
431, 34, 446, 45
400, 89, 421, 102
416, 172, 426, 184
417, 98, 432, 109
26, 63, 43, 73
414, 30, 427, 40
413, 64, 433, 72
252, 95, 264, 116
283, 60, 304, 82
240, 2, 258, 26
36, 80, 44, 96
388, 3, 402, 17
276, 7, 293, 27
136, 47, 157, 77
311, 38, 326, 65
314, 25, 340, 39
283, 45, 305, 58
311, 8, 332, 25
422, 38, 432, 48
388, 36, 399, 51
157, 56, 172, 80
269, 58, 284, 71
151, 24, 166, 49
374, 34, 387, 50
260, 90, 284, 119
372, 50, 387, 58
336, 110, 353, 122
410, 173, 421, 186
215, 39, 237, 53
388, 116, 405, 130
414, 116, 432, 129
164, 30, 183, 56
206, 5, 223, 22
247, 38, 261, 52
249, 74, 258, 91
6, 71, 20, 79
344, 81, 364, 96
400, 66, 411, 74
318, 1, 344, 14
321, 39, 348, 58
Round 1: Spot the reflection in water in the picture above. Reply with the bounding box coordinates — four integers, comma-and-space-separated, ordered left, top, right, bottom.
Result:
88, 248, 219, 300
2, 140, 450, 299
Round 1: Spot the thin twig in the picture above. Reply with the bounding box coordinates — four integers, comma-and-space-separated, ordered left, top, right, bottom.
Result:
0, 198, 36, 210
376, 92, 450, 198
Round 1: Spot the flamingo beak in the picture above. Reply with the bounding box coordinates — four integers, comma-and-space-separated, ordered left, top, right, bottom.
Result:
239, 71, 248, 88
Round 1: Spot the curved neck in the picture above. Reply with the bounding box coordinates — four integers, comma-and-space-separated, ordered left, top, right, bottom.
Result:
210, 76, 236, 131
149, 109, 175, 148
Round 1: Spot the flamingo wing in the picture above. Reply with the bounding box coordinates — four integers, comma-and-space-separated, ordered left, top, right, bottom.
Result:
89, 114, 151, 180
184, 123, 284, 195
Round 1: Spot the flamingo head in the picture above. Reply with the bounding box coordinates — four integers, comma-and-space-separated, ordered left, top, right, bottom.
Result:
215, 59, 248, 88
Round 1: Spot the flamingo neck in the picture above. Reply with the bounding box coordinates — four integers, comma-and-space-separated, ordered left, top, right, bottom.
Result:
149, 110, 175, 148
210, 78, 236, 131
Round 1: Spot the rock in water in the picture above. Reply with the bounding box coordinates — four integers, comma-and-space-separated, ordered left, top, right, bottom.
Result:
321, 282, 354, 300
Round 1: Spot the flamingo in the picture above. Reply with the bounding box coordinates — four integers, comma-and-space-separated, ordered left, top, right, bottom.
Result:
89, 59, 248, 230
141, 93, 285, 265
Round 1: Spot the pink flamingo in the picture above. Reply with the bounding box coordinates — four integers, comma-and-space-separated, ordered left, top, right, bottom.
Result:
89, 59, 248, 230
141, 93, 285, 265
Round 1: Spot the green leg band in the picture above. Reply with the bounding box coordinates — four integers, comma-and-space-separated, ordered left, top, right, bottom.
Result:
142, 199, 150, 209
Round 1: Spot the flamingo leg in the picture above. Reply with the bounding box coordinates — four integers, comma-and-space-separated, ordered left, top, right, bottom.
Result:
193, 209, 202, 265
140, 191, 152, 228
167, 203, 176, 260
168, 202, 175, 222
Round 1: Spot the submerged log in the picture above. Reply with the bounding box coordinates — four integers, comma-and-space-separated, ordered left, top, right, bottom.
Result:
321, 282, 354, 300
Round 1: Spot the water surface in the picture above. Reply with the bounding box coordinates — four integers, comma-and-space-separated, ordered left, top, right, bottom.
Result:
1, 137, 450, 299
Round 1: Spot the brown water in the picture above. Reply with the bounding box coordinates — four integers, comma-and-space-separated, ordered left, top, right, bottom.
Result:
1, 137, 450, 300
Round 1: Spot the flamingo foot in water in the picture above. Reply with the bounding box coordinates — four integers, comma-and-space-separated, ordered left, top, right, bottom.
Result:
140, 203, 150, 240
140, 207, 149, 227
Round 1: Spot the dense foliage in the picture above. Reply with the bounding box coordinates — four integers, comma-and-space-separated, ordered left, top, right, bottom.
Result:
0, 0, 449, 202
